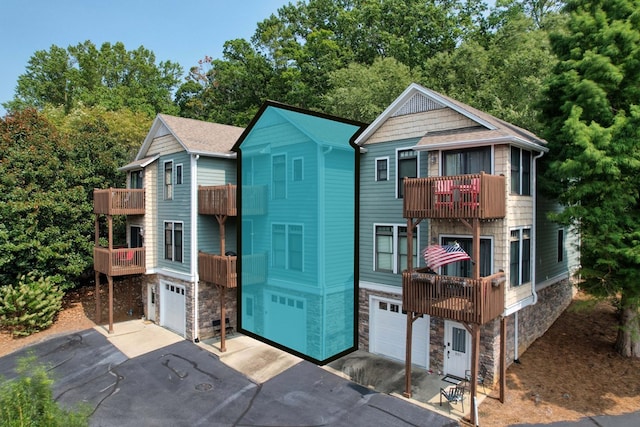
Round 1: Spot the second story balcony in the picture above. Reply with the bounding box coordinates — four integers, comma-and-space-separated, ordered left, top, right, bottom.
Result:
403, 173, 505, 220
94, 247, 145, 276
94, 188, 145, 215
199, 184, 237, 216
402, 269, 505, 325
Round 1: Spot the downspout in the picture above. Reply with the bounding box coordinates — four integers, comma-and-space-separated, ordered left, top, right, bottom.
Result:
514, 149, 545, 362
192, 154, 200, 342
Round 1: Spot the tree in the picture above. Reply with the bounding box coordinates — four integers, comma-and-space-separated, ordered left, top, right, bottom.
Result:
540, 0, 640, 357
0, 110, 92, 287
322, 57, 419, 122
5, 41, 182, 116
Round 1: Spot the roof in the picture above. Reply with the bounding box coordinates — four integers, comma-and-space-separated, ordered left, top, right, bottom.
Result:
134, 114, 245, 161
119, 154, 160, 171
232, 101, 366, 152
355, 83, 547, 152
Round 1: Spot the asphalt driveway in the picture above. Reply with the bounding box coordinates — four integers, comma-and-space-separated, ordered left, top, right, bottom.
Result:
0, 328, 458, 427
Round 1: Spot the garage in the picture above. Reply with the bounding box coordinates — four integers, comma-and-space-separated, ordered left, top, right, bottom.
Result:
161, 282, 186, 336
369, 296, 429, 368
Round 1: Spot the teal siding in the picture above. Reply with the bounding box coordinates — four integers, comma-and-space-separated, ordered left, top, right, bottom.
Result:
535, 195, 579, 283
157, 151, 192, 274
359, 138, 428, 287
197, 156, 236, 185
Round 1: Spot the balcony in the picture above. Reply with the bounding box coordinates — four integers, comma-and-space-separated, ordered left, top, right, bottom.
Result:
199, 252, 237, 288
94, 188, 145, 215
94, 247, 146, 276
199, 185, 237, 216
402, 269, 505, 325
403, 173, 505, 220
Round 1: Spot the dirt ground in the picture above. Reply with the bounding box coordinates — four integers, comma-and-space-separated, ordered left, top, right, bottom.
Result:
1, 285, 639, 426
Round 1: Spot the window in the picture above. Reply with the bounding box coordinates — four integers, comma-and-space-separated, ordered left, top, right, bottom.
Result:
557, 229, 564, 262
164, 222, 183, 262
176, 164, 183, 185
441, 237, 492, 277
442, 147, 491, 175
292, 158, 303, 181
272, 223, 303, 271
510, 228, 531, 287
164, 161, 173, 200
272, 155, 286, 199
397, 149, 417, 198
130, 170, 143, 189
130, 226, 143, 248
374, 224, 418, 273
376, 157, 388, 181
511, 147, 531, 195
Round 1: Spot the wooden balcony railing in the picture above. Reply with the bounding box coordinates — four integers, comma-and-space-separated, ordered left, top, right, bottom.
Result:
199, 252, 237, 288
243, 185, 268, 216
94, 188, 145, 215
241, 252, 268, 285
402, 269, 505, 325
403, 173, 505, 220
93, 247, 146, 276
199, 184, 237, 216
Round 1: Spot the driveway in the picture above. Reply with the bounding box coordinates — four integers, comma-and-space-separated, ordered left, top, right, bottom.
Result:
0, 325, 458, 427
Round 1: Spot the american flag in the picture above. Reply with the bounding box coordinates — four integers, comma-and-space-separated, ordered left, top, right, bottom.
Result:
422, 243, 471, 270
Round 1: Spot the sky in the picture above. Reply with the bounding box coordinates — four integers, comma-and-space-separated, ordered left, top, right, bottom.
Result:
0, 0, 293, 116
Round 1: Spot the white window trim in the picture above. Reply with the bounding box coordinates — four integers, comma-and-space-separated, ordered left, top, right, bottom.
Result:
395, 147, 419, 199
509, 226, 532, 287
163, 160, 173, 200
271, 222, 304, 271
439, 234, 494, 275
292, 157, 304, 181
375, 156, 389, 182
164, 220, 184, 263
271, 154, 287, 200
176, 163, 183, 185
373, 223, 420, 274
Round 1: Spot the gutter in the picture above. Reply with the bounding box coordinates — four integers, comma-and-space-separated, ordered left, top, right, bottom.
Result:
192, 154, 200, 342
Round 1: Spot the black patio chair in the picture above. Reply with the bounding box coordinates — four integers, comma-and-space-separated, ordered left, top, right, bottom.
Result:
440, 385, 465, 413
465, 364, 487, 394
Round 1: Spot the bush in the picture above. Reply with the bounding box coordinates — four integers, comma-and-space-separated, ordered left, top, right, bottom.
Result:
0, 274, 64, 336
0, 356, 89, 426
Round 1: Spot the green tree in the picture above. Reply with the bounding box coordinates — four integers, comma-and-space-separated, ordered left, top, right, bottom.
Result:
540, 0, 640, 357
5, 41, 182, 116
322, 57, 419, 122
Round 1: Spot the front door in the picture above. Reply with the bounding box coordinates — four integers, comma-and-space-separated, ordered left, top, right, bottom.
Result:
444, 320, 471, 378
147, 284, 156, 322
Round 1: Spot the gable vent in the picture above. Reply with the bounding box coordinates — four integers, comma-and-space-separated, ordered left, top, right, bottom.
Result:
392, 93, 445, 117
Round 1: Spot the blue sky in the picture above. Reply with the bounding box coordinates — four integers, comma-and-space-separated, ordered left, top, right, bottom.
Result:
0, 0, 293, 115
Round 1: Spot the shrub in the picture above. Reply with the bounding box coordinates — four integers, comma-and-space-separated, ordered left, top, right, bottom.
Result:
0, 274, 64, 336
0, 356, 89, 426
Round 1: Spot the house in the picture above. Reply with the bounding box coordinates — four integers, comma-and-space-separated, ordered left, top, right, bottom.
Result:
231, 101, 365, 363
93, 113, 244, 341
93, 84, 578, 400
355, 83, 578, 397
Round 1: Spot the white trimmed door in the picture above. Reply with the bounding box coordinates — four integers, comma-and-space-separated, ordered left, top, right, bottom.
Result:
161, 282, 185, 336
370, 297, 429, 368
444, 320, 471, 378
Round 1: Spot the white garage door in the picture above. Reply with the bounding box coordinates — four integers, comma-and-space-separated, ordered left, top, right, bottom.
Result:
161, 282, 185, 336
370, 296, 429, 369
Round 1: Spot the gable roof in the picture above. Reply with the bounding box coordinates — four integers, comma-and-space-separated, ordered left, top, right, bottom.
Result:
232, 101, 366, 152
135, 114, 245, 161
355, 83, 547, 152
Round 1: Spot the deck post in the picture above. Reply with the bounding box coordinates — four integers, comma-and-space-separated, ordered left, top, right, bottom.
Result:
470, 323, 480, 426
403, 311, 413, 398
95, 271, 101, 324
500, 316, 507, 403
108, 275, 114, 334
219, 285, 227, 352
